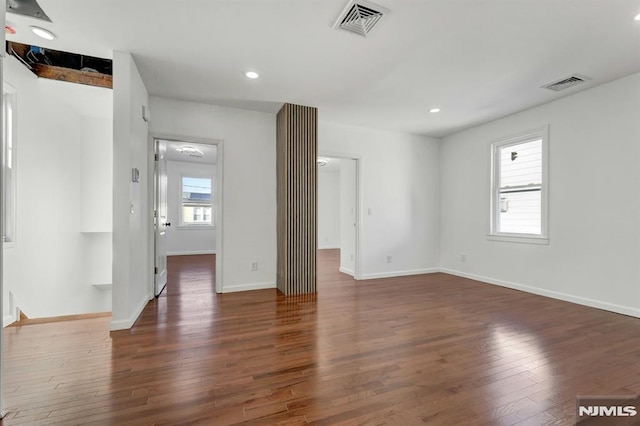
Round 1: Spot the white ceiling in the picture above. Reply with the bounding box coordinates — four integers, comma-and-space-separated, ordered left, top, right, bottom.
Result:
6, 0, 640, 137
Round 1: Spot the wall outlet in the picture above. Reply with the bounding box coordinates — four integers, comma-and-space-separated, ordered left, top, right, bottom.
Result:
350, 253, 354, 262
251, 261, 258, 271
386, 255, 392, 263
461, 253, 466, 262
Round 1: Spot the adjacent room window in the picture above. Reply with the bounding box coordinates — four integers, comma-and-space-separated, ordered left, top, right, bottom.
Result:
2, 85, 17, 245
180, 176, 214, 227
490, 126, 548, 243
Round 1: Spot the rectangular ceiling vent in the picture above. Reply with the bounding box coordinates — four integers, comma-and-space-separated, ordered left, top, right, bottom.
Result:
6, 0, 51, 22
333, 0, 389, 37
542, 74, 590, 92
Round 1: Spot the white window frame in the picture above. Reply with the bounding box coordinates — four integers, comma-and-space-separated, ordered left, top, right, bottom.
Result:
178, 174, 215, 229
3, 84, 17, 248
488, 125, 549, 245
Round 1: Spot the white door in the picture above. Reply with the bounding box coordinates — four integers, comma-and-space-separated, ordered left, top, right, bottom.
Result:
154, 140, 169, 296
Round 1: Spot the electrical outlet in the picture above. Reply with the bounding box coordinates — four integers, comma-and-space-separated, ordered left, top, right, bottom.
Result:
386, 255, 392, 263
461, 253, 466, 262
350, 253, 354, 262
251, 261, 258, 271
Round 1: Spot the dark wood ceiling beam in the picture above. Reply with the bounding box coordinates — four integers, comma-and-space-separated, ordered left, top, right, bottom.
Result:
33, 63, 113, 89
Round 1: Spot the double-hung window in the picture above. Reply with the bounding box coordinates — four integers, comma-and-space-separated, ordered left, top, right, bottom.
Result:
180, 176, 214, 227
2, 85, 17, 246
490, 126, 548, 244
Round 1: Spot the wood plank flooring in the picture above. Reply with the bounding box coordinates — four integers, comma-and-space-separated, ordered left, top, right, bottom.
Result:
3, 250, 640, 425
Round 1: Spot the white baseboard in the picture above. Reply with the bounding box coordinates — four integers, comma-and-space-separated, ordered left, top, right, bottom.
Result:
318, 246, 340, 250
110, 295, 149, 331
222, 281, 276, 293
440, 268, 640, 318
3, 314, 15, 328
360, 268, 440, 280
167, 250, 216, 256
339, 267, 354, 276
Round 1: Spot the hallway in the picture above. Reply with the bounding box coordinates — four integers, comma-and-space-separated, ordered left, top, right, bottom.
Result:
3, 252, 640, 424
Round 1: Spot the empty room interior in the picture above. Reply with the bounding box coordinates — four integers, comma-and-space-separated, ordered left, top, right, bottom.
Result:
1, 0, 640, 424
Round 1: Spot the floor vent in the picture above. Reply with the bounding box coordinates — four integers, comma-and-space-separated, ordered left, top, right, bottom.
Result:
333, 0, 389, 37
543, 74, 590, 92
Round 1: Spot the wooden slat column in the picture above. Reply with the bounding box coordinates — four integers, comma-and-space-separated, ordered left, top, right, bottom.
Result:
276, 103, 318, 295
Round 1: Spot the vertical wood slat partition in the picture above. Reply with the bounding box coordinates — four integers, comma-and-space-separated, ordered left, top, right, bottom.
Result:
276, 103, 318, 295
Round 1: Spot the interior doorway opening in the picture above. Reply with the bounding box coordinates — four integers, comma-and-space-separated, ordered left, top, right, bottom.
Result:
317, 155, 361, 279
153, 137, 222, 296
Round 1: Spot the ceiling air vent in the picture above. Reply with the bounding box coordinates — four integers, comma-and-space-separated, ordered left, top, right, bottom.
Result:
333, 0, 389, 37
6, 0, 51, 22
543, 74, 590, 92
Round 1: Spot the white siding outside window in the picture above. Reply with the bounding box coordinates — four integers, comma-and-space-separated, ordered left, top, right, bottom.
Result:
490, 126, 548, 244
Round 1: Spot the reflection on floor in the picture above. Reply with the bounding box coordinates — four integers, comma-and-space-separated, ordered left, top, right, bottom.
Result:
3, 250, 640, 424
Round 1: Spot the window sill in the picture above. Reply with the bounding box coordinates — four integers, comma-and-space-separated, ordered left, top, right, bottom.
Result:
487, 234, 549, 245
177, 225, 216, 231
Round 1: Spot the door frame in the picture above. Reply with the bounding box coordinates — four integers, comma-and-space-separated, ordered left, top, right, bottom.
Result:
153, 139, 168, 296
318, 151, 363, 280
149, 134, 224, 294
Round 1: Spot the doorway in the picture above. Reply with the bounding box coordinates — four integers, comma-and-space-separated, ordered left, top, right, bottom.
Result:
153, 137, 223, 296
317, 155, 361, 279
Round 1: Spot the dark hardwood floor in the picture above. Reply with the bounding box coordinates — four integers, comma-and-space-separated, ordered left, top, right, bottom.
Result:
3, 250, 640, 425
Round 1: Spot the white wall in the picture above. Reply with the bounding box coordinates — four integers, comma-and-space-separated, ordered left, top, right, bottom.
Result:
2, 56, 112, 322
440, 72, 640, 316
319, 122, 441, 279
166, 159, 216, 255
112, 51, 151, 330
339, 159, 356, 275
318, 170, 340, 249
149, 96, 277, 293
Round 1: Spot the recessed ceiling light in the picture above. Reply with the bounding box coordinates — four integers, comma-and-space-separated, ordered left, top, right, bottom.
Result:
30, 26, 56, 40
245, 71, 259, 79
635, 13, 640, 21
429, 108, 441, 113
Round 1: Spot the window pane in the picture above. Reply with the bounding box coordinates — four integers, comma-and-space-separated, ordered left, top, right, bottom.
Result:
181, 176, 213, 226
499, 190, 541, 234
3, 90, 15, 243
499, 139, 542, 188
182, 177, 211, 202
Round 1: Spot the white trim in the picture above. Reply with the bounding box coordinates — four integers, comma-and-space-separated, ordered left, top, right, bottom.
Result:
2, 85, 17, 247
318, 245, 340, 250
2, 315, 14, 328
176, 225, 216, 230
339, 267, 354, 276
487, 235, 549, 245
110, 295, 149, 331
318, 150, 363, 280
221, 281, 276, 293
2, 303, 19, 328
489, 125, 549, 242
178, 172, 215, 228
167, 250, 216, 256
150, 133, 224, 295
440, 268, 640, 318
360, 268, 440, 280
